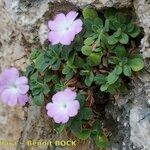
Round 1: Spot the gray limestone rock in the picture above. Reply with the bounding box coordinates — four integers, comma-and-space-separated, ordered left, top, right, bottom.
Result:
0, 0, 149, 150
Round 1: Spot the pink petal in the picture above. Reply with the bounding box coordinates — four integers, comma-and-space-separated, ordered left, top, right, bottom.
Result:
55, 13, 66, 23
48, 13, 66, 31
46, 103, 53, 110
48, 21, 64, 32
18, 94, 28, 106
15, 77, 28, 85
18, 85, 29, 94
59, 30, 76, 45
67, 100, 80, 117
46, 101, 69, 123
1, 89, 18, 106
46, 102, 60, 117
66, 11, 78, 24
48, 21, 58, 31
71, 19, 83, 34
52, 88, 77, 103
0, 68, 19, 87
0, 86, 4, 94
48, 31, 61, 45
53, 110, 69, 124
49, 30, 75, 45
8, 67, 19, 78
52, 91, 64, 102
63, 88, 77, 101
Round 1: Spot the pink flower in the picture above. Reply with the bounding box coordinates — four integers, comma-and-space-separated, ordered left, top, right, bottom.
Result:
48, 11, 83, 45
46, 88, 80, 124
0, 68, 29, 106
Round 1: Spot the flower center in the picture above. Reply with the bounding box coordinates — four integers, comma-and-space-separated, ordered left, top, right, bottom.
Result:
64, 26, 69, 31
63, 22, 71, 31
11, 83, 17, 89
63, 104, 67, 108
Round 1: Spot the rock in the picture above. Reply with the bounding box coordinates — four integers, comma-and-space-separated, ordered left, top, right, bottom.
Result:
0, 0, 150, 150
130, 105, 150, 150
50, 0, 132, 8
134, 0, 150, 58
39, 23, 49, 45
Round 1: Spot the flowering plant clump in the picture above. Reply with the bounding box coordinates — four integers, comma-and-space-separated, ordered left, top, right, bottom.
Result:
26, 8, 144, 149
0, 68, 29, 106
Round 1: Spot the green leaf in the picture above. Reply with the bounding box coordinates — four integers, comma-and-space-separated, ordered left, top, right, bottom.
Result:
126, 23, 135, 33
128, 58, 144, 71
54, 123, 65, 133
114, 28, 122, 37
62, 65, 74, 80
120, 24, 126, 32
74, 56, 85, 68
62, 65, 70, 75
100, 84, 109, 92
109, 56, 120, 65
43, 84, 50, 95
35, 53, 49, 71
67, 57, 77, 69
94, 17, 103, 26
72, 129, 91, 140
69, 117, 91, 140
129, 26, 140, 38
104, 19, 109, 32
92, 25, 100, 33
115, 45, 127, 58
61, 46, 71, 60
33, 93, 44, 106
30, 50, 41, 61
119, 33, 129, 44
85, 71, 94, 87
52, 59, 61, 70
32, 85, 43, 96
51, 75, 60, 84
66, 70, 74, 80
107, 72, 119, 84
107, 80, 121, 95
114, 65, 122, 75
54, 82, 65, 92
84, 37, 95, 46
84, 19, 93, 31
30, 71, 38, 81
83, 7, 98, 19
123, 65, 132, 76
104, 8, 116, 19
91, 121, 103, 135
94, 74, 106, 85
94, 134, 109, 149
25, 65, 35, 77
51, 45, 62, 56
112, 20, 121, 30
47, 57, 56, 65
44, 69, 52, 83
76, 93, 86, 108
68, 52, 75, 64
88, 52, 102, 66
108, 35, 118, 45
81, 46, 92, 56
80, 107, 93, 120
116, 12, 126, 24
93, 18, 103, 31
